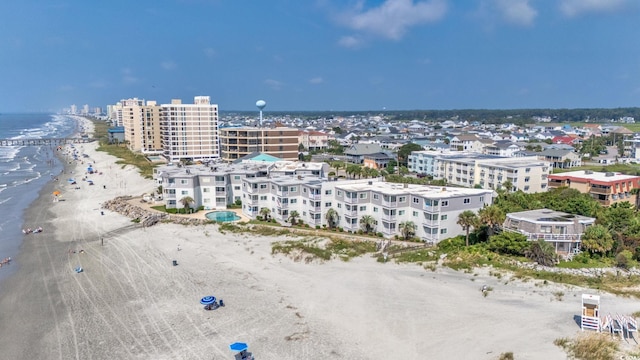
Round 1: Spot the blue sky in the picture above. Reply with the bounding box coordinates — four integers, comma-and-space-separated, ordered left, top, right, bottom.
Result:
1, 0, 639, 112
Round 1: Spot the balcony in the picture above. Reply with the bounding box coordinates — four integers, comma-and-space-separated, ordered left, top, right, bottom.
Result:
381, 200, 398, 208
381, 213, 397, 221
344, 196, 358, 204
343, 209, 358, 217
589, 187, 612, 195
423, 204, 439, 213
309, 206, 322, 213
308, 192, 322, 200
504, 228, 582, 243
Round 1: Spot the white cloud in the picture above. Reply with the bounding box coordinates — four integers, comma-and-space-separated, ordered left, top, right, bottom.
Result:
265, 79, 283, 90
338, 0, 447, 40
338, 35, 363, 48
560, 0, 629, 17
493, 0, 537, 26
309, 77, 324, 84
161, 61, 176, 70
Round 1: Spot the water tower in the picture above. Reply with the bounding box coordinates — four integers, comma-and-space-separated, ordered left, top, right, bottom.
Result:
256, 100, 266, 126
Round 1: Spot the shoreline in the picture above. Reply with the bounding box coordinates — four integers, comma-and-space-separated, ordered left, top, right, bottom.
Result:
2, 119, 640, 359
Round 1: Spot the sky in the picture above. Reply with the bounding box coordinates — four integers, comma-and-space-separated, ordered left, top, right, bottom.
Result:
0, 0, 639, 112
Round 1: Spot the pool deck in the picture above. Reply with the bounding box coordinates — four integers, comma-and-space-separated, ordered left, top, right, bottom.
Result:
129, 197, 250, 222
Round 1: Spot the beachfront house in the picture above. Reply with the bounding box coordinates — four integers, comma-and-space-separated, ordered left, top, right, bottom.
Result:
502, 208, 595, 257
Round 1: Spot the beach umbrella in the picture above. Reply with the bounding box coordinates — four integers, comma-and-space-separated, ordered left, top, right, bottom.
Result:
52, 191, 61, 196
200, 296, 216, 306
68, 178, 75, 182
229, 342, 248, 352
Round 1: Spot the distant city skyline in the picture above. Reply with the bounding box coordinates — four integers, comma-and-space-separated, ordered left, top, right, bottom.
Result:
1, 0, 639, 113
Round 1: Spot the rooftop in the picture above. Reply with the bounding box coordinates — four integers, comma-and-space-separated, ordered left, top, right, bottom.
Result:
549, 170, 640, 182
506, 208, 595, 224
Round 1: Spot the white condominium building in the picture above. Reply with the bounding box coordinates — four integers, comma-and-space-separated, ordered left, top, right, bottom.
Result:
161, 96, 220, 162
434, 154, 551, 193
241, 177, 493, 243
409, 151, 551, 193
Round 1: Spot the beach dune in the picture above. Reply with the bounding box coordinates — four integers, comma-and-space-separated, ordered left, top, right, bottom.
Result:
1, 119, 639, 360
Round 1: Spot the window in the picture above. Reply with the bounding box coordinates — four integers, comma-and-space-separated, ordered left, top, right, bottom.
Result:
398, 196, 406, 203
303, 188, 307, 193
373, 207, 379, 212
181, 190, 188, 195
359, 206, 366, 211
325, 202, 332, 207
216, 187, 225, 192
441, 214, 448, 220
234, 175, 241, 180
180, 179, 188, 184
441, 200, 449, 207
413, 197, 420, 204
337, 190, 342, 196
440, 228, 447, 234
524, 186, 530, 191
234, 186, 240, 190
398, 210, 405, 215
290, 187, 297, 192
325, 190, 332, 195
359, 193, 367, 199
291, 199, 297, 204
463, 198, 470, 204
525, 168, 531, 173
524, 177, 530, 183
479, 196, 484, 203
203, 188, 210, 193
412, 211, 418, 217
302, 200, 306, 205
260, 184, 267, 189
337, 203, 342, 208
373, 194, 379, 200
540, 226, 552, 233
260, 195, 267, 200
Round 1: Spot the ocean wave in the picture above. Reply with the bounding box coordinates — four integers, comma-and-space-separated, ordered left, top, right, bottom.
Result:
0, 196, 11, 205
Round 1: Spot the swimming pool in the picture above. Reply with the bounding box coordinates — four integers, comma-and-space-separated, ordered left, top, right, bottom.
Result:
205, 211, 241, 222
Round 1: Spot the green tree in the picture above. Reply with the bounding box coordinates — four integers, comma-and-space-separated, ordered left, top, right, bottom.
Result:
581, 224, 614, 256
399, 221, 417, 240
524, 239, 557, 266
326, 208, 338, 229
179, 196, 194, 214
259, 207, 271, 221
359, 215, 376, 234
501, 180, 513, 193
397, 143, 423, 166
288, 210, 300, 225
457, 210, 479, 246
487, 232, 529, 256
478, 205, 505, 237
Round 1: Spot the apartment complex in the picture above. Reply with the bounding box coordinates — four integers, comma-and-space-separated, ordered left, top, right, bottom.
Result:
219, 127, 299, 162
547, 170, 640, 207
155, 160, 329, 210
241, 177, 492, 242
408, 151, 551, 193
298, 130, 330, 151
121, 98, 163, 154
160, 96, 220, 163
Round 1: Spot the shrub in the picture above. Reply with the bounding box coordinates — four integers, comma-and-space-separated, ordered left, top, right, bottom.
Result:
315, 225, 320, 229
616, 250, 635, 269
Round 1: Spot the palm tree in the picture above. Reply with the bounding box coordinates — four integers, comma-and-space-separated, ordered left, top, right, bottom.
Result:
325, 208, 338, 229
457, 210, 479, 246
179, 196, 194, 214
288, 210, 300, 225
398, 221, 416, 240
259, 207, 271, 221
478, 205, 505, 237
501, 180, 513, 193
359, 215, 376, 234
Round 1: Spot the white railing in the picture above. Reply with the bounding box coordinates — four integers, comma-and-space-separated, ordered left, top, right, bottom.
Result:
504, 228, 582, 242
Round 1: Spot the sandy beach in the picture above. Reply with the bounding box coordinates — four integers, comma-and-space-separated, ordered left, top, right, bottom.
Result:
1, 119, 640, 360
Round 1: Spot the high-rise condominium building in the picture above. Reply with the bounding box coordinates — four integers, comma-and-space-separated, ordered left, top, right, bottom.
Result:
121, 98, 163, 154
219, 126, 299, 162
161, 96, 219, 163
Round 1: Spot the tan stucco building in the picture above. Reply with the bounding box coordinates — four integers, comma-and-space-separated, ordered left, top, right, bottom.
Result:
219, 126, 299, 162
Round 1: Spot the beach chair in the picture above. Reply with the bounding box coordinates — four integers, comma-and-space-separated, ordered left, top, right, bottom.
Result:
610, 314, 624, 339
626, 316, 638, 343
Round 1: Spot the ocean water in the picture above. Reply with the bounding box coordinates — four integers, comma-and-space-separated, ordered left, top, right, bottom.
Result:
0, 113, 79, 279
